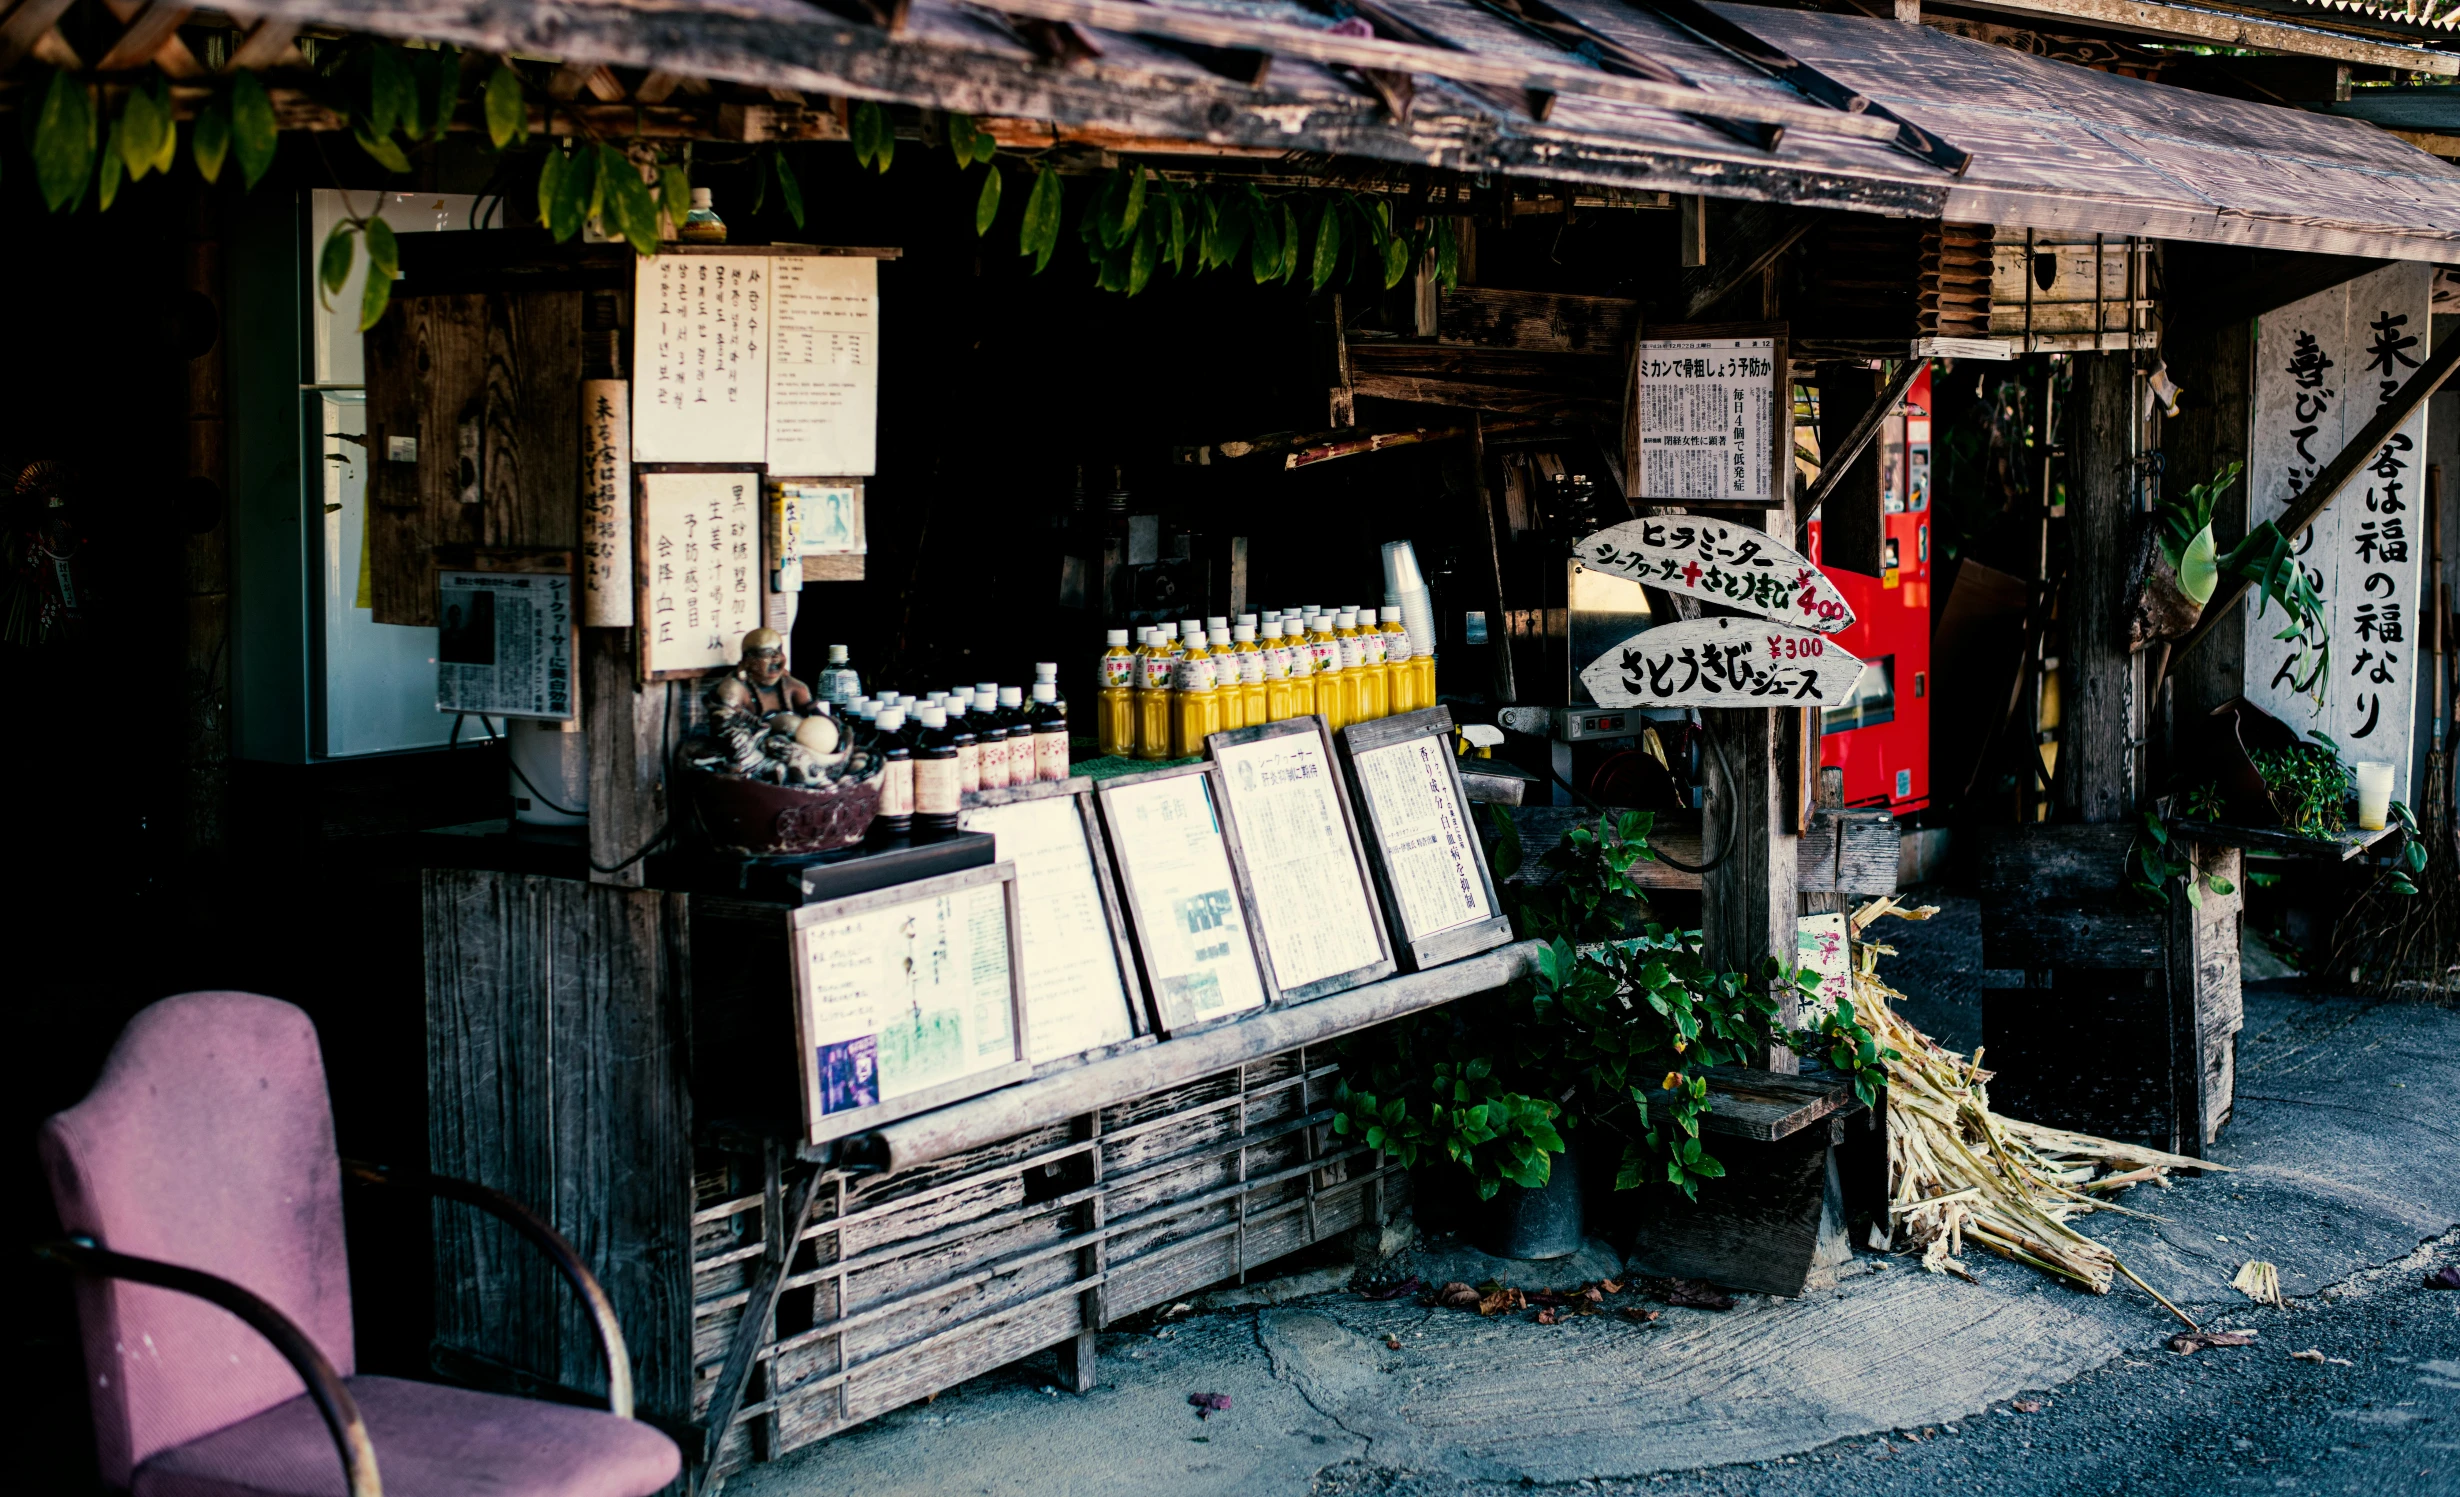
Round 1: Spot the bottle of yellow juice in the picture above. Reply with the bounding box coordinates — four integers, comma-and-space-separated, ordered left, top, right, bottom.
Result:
1232, 623, 1267, 729
1135, 626, 1173, 761
1173, 619, 1215, 757
1098, 628, 1135, 757
1378, 607, 1413, 714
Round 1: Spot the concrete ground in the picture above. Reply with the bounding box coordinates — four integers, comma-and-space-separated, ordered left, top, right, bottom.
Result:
732, 899, 2460, 1497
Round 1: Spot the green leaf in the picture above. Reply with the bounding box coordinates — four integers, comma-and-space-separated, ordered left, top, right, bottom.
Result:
851, 102, 892, 172
359, 237, 394, 330
1690, 1152, 1726, 1180
31, 69, 95, 212
536, 146, 565, 229
549, 144, 595, 240
1310, 200, 1342, 290
773, 149, 806, 228
425, 47, 462, 141
610, 157, 661, 256
231, 70, 278, 188
120, 83, 168, 181
192, 99, 231, 184
660, 161, 692, 231
1383, 228, 1411, 289
367, 44, 416, 141
1020, 168, 1062, 272
356, 127, 412, 174
2205, 874, 2236, 896
364, 215, 399, 283
2178, 523, 2220, 609
976, 164, 1003, 236
97, 120, 123, 210
1248, 198, 1281, 283
1278, 202, 1299, 281
1121, 167, 1147, 240
484, 63, 527, 150
320, 223, 356, 298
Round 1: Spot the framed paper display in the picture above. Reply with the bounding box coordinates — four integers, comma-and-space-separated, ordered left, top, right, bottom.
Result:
1094, 763, 1277, 1034
786, 863, 1032, 1147
1624, 321, 1790, 509
433, 554, 576, 721
1206, 718, 1396, 1002
635, 466, 765, 682
960, 779, 1150, 1070
1337, 707, 1517, 971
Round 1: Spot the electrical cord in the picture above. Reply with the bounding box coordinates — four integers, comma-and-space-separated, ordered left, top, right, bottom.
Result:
1540, 712, 1741, 876
463, 711, 673, 875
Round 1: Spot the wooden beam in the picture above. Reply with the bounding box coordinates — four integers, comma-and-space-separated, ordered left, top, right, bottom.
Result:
1934, 0, 2459, 75
1617, 0, 1974, 172
1471, 0, 1779, 149
1675, 200, 1814, 320
970, 0, 1904, 140
0, 0, 77, 71
1798, 356, 1925, 529
2060, 353, 2138, 825
687, 1166, 826, 1497
2175, 327, 2460, 667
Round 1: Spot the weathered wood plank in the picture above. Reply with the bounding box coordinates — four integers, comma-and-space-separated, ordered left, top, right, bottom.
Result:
1648, 1065, 1857, 1141
1436, 287, 1639, 356
481, 288, 584, 551
2061, 357, 2140, 827
367, 292, 486, 625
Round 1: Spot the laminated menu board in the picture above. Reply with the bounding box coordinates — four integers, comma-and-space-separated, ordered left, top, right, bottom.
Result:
1206, 719, 1395, 1002
631, 248, 886, 474
434, 558, 575, 721
635, 468, 763, 681
960, 780, 1148, 1068
1095, 763, 1276, 1034
1338, 707, 1516, 970
788, 863, 1031, 1146
1627, 322, 1788, 508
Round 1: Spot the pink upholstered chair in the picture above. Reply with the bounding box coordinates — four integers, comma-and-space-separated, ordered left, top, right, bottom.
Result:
37, 991, 682, 1497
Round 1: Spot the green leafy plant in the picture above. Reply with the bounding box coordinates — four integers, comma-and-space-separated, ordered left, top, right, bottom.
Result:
2128, 810, 2236, 907
1334, 812, 1892, 1202
2151, 460, 2237, 609
2179, 781, 2226, 822
2385, 799, 2427, 897
2250, 732, 2351, 836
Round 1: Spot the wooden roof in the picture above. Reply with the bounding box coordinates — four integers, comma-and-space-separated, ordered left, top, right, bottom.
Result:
243, 0, 2460, 256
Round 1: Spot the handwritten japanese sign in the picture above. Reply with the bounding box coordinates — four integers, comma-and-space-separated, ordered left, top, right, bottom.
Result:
2249, 262, 2429, 799
580, 379, 631, 626
768, 256, 879, 475
1574, 517, 1854, 634
435, 568, 574, 720
1579, 616, 1864, 709
1795, 911, 1850, 1025
633, 255, 769, 463
636, 470, 762, 680
1635, 336, 1779, 505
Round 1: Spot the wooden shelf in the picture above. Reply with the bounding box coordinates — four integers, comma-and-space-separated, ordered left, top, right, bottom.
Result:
2174, 819, 2398, 862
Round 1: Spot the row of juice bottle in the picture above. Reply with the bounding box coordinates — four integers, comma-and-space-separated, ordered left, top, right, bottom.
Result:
1094, 605, 1432, 760
834, 666, 1071, 838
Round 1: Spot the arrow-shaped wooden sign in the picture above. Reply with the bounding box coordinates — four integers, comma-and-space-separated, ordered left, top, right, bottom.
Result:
1575, 518, 1855, 634
1580, 617, 1868, 709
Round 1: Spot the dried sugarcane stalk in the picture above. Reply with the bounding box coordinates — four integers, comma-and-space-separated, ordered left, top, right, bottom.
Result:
1854, 899, 2216, 1328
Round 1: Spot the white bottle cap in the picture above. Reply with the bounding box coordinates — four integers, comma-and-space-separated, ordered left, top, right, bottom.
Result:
827, 643, 849, 663
1382, 606, 1402, 623
1238, 613, 1257, 629
1234, 624, 1255, 643
852, 698, 873, 717
879, 691, 902, 706
976, 682, 998, 697
1262, 621, 1282, 639
1262, 610, 1281, 624
919, 705, 947, 729
1107, 628, 1130, 646
1338, 610, 1357, 628
1207, 616, 1227, 630
1035, 661, 1058, 681
1209, 627, 1231, 648
1182, 619, 1204, 639
690, 186, 714, 210
926, 691, 947, 705
1032, 682, 1057, 703
876, 707, 906, 732
946, 695, 968, 716
975, 688, 999, 711
1000, 686, 1025, 708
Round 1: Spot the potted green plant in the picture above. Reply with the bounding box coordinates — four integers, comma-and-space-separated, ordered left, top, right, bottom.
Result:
1333, 809, 1892, 1258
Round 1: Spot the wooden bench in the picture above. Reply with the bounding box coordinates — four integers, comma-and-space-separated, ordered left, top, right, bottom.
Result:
1621, 1066, 1867, 1298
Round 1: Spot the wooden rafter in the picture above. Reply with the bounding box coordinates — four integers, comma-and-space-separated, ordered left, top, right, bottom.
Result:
1471, 0, 1778, 148
0, 0, 81, 71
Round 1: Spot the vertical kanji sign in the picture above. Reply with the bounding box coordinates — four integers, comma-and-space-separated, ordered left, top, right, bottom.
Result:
2249, 262, 2429, 800
580, 379, 631, 626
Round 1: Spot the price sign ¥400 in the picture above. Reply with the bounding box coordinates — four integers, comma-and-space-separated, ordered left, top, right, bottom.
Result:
1574, 518, 1855, 634
1580, 616, 1867, 709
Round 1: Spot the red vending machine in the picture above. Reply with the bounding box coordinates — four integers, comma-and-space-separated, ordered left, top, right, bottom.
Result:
1806, 366, 1931, 815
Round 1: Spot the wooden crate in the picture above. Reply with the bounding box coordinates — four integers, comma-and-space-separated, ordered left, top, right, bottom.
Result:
693, 1045, 1394, 1484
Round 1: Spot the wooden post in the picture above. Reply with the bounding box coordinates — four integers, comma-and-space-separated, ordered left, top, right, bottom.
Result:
1705, 704, 1803, 1068
2166, 317, 2253, 729
183, 184, 232, 872
1814, 362, 1887, 575
2058, 353, 2139, 825
1679, 195, 1708, 268
588, 630, 667, 886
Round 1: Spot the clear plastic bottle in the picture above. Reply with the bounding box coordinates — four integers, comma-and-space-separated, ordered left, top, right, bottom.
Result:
872, 706, 913, 839
1287, 616, 1318, 721
1136, 627, 1173, 762
1353, 607, 1388, 722
1261, 621, 1292, 722
1173, 624, 1217, 758
1206, 625, 1239, 733
1312, 611, 1347, 732
1380, 606, 1416, 714
1232, 623, 1267, 731
1098, 628, 1136, 758
680, 186, 727, 244
1029, 682, 1071, 782
974, 685, 1011, 791
914, 706, 961, 838
821, 644, 858, 706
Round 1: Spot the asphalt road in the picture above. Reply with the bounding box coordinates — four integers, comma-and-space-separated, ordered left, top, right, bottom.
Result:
1313, 1234, 2460, 1497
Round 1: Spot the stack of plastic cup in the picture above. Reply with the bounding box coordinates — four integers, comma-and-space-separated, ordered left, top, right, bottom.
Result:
1381, 539, 1438, 660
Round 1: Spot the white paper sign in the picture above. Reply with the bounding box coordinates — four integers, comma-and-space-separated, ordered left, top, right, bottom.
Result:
962, 796, 1137, 1064
1576, 516, 1853, 633
1581, 616, 1864, 708
633, 255, 769, 462
639, 470, 761, 676
580, 379, 631, 626
2249, 261, 2429, 801
1350, 736, 1493, 941
1106, 774, 1268, 1024
435, 569, 574, 720
769, 256, 879, 475
794, 880, 1018, 1119
1637, 336, 1778, 504
1213, 733, 1385, 991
